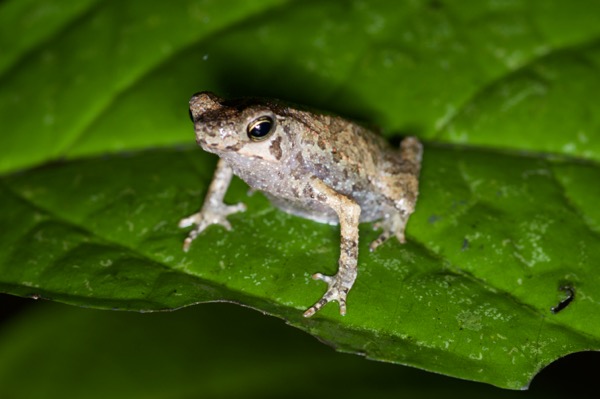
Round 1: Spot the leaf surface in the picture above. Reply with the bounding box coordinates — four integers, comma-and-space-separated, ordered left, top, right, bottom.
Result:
1, 0, 599, 389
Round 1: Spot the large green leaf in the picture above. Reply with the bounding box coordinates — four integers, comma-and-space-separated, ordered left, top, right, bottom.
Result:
1, 0, 599, 390
2, 145, 600, 389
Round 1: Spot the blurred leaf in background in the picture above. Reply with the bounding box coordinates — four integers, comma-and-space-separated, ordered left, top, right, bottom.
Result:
1, 0, 599, 395
0, 296, 597, 399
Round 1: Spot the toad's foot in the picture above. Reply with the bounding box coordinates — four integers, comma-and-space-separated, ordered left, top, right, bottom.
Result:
179, 202, 246, 251
303, 270, 356, 318
369, 212, 409, 252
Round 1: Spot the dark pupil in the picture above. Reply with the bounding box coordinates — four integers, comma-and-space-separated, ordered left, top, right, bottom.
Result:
250, 120, 272, 138
188, 108, 195, 123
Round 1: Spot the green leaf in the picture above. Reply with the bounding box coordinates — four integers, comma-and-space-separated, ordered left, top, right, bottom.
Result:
1, 0, 599, 390
2, 145, 600, 390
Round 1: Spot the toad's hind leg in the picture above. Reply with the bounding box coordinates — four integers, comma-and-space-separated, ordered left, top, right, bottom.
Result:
303, 177, 361, 318
369, 212, 409, 252
370, 136, 422, 252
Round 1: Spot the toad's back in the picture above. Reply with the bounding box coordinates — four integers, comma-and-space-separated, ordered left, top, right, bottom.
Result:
261, 109, 421, 224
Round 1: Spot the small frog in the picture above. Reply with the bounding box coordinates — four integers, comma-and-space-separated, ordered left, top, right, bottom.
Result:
180, 92, 422, 318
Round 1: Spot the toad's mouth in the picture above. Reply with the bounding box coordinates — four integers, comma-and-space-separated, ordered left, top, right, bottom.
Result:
196, 137, 243, 153
196, 137, 217, 151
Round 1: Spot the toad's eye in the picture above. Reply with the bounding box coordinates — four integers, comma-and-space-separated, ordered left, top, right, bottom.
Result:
188, 109, 195, 123
247, 116, 274, 141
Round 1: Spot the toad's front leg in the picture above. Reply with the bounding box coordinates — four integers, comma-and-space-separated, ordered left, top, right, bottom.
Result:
303, 177, 361, 318
179, 158, 246, 251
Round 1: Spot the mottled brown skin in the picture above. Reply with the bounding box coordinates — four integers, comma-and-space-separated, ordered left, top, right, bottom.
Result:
180, 92, 423, 317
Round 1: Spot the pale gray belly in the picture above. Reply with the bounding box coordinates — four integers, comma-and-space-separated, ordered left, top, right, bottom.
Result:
226, 156, 388, 225
264, 190, 389, 225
